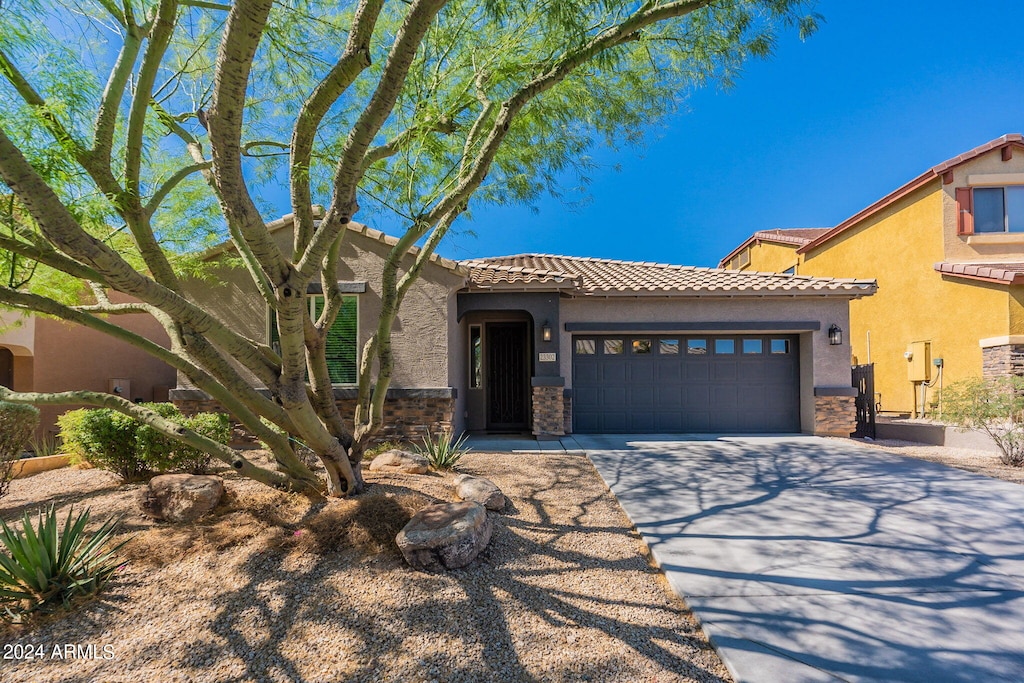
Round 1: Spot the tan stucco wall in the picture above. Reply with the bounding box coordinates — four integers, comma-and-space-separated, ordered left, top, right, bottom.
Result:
185, 226, 464, 392
740, 241, 801, 273
800, 179, 1010, 414
33, 298, 177, 440
0, 312, 35, 355
559, 295, 856, 434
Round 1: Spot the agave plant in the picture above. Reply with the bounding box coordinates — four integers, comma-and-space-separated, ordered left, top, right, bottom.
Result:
0, 505, 126, 616
416, 430, 471, 471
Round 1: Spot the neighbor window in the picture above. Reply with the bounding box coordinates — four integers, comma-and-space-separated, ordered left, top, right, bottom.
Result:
269, 295, 358, 384
973, 186, 1024, 233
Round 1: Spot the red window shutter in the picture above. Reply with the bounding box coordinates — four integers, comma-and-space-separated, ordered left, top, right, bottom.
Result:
956, 187, 974, 235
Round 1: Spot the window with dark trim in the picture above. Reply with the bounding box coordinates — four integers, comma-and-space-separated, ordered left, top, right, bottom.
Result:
958, 185, 1024, 234
269, 295, 358, 384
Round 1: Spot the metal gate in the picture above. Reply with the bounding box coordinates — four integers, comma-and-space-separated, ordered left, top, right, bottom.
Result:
852, 363, 876, 439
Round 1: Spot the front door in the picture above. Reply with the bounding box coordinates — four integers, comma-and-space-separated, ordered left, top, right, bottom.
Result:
486, 322, 529, 431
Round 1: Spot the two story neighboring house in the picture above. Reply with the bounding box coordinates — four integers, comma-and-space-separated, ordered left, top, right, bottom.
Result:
720, 134, 1024, 416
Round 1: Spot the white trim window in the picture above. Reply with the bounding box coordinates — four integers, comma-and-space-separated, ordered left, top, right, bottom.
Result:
269, 295, 359, 384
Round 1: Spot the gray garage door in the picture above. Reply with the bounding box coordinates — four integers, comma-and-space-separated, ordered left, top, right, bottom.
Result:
572, 334, 800, 433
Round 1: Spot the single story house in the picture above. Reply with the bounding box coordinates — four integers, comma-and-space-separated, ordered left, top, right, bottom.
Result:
172, 215, 876, 439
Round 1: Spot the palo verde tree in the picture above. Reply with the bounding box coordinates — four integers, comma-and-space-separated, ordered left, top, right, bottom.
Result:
0, 0, 818, 496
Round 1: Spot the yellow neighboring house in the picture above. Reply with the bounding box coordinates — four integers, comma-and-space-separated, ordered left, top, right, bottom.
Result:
720, 133, 1024, 416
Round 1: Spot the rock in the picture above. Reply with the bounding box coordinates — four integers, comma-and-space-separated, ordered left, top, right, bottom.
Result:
453, 474, 506, 511
368, 449, 429, 474
396, 502, 492, 571
138, 473, 224, 523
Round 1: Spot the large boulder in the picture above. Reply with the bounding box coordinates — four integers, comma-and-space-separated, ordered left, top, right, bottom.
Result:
453, 474, 506, 511
138, 473, 224, 523
368, 449, 429, 475
396, 501, 492, 571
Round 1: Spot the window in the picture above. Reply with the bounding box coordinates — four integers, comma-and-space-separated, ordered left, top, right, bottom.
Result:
743, 339, 763, 354
770, 339, 791, 354
632, 339, 652, 354
958, 185, 1024, 234
604, 339, 624, 355
714, 339, 735, 354
470, 326, 482, 388
687, 339, 707, 355
659, 339, 680, 354
269, 295, 358, 384
783, 266, 796, 275
575, 339, 596, 355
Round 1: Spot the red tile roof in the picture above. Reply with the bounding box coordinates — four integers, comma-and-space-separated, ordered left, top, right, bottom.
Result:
463, 254, 876, 297
718, 228, 830, 267
934, 261, 1024, 285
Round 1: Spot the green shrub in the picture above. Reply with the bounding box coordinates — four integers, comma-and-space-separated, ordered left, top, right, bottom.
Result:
363, 440, 404, 462
58, 405, 231, 479
415, 430, 471, 471
58, 408, 145, 481
0, 505, 125, 619
176, 412, 230, 474
943, 376, 1024, 466
0, 402, 39, 499
134, 402, 183, 472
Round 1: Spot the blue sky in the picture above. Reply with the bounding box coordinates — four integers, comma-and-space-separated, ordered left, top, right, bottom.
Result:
434, 0, 1024, 267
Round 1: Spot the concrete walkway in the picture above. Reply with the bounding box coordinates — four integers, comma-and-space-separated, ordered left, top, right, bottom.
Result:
575, 434, 1024, 683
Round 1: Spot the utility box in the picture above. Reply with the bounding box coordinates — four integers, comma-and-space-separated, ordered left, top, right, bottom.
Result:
906, 342, 931, 382
107, 378, 131, 398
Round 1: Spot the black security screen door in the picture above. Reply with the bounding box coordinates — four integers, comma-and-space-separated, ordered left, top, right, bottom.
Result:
487, 322, 529, 430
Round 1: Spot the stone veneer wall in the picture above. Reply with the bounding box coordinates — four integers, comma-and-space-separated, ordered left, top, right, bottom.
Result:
532, 385, 565, 437
172, 389, 454, 447
562, 390, 573, 435
813, 395, 856, 437
982, 344, 1024, 379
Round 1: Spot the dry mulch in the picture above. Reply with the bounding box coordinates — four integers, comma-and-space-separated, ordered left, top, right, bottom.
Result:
0, 453, 730, 683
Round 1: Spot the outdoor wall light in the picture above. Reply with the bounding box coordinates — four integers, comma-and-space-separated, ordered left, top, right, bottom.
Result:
828, 324, 843, 346
542, 322, 552, 342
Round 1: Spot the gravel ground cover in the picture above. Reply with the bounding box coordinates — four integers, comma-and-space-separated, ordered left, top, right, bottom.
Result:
0, 452, 730, 683
851, 438, 1024, 485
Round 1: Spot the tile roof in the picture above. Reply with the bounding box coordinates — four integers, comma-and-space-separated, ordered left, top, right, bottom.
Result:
463, 254, 876, 297
718, 227, 830, 267
934, 261, 1024, 285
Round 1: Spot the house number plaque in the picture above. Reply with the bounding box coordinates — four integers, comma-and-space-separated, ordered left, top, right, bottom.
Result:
538, 352, 557, 363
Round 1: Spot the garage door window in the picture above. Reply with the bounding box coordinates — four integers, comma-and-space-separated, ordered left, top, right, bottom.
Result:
575, 339, 596, 355
714, 339, 735, 354
687, 339, 707, 355
604, 339, 623, 355
770, 339, 791, 354
632, 339, 652, 354
743, 339, 763, 354
660, 339, 679, 354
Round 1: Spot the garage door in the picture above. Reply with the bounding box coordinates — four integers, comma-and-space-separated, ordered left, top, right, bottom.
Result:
572, 334, 800, 433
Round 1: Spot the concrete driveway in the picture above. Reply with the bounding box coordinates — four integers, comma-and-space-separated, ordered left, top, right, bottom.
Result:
575, 435, 1024, 683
